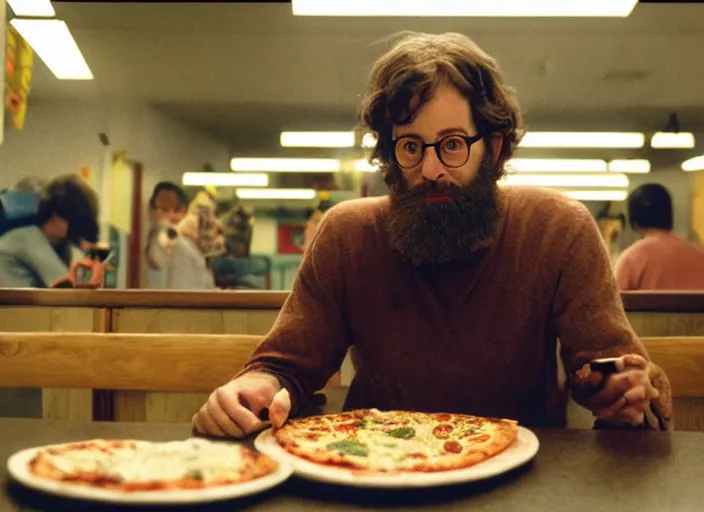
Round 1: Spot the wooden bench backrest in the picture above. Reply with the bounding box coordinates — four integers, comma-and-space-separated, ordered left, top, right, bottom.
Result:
640, 337, 704, 398
1, 333, 701, 398
0, 332, 262, 392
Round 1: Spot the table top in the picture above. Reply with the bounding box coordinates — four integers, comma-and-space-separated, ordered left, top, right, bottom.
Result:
2, 419, 703, 512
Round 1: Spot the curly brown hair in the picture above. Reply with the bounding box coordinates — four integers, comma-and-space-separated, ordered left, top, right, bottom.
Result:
360, 32, 524, 186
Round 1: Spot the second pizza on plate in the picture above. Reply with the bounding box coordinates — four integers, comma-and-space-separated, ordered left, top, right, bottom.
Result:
274, 409, 518, 472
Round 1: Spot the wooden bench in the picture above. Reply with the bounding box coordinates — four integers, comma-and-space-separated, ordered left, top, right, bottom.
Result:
0, 332, 262, 392
0, 332, 344, 423
1, 333, 701, 430
641, 336, 704, 431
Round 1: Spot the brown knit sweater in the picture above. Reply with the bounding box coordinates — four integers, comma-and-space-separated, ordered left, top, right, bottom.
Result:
242, 186, 672, 429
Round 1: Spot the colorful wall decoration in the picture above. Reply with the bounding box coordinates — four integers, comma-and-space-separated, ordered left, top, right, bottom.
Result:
5, 23, 33, 131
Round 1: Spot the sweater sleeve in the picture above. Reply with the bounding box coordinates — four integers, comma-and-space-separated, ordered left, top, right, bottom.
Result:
238, 210, 351, 415
551, 203, 673, 430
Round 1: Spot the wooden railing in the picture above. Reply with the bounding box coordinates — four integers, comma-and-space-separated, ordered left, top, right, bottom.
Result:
0, 289, 701, 313
0, 289, 288, 309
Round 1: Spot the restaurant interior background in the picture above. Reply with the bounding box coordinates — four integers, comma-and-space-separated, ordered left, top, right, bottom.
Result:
1, 0, 704, 291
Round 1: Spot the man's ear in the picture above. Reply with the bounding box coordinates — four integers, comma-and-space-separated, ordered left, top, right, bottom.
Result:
489, 134, 503, 167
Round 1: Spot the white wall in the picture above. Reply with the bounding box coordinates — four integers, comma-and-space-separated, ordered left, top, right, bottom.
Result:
0, 99, 231, 192
0, 101, 107, 190
250, 216, 278, 254
104, 101, 231, 194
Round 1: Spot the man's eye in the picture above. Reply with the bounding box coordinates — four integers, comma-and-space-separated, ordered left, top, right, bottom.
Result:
443, 138, 464, 152
404, 141, 419, 153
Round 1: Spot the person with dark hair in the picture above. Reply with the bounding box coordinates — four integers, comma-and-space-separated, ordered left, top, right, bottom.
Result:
145, 181, 189, 288
0, 174, 103, 288
627, 183, 674, 231
616, 183, 704, 290
194, 32, 671, 437
149, 181, 189, 218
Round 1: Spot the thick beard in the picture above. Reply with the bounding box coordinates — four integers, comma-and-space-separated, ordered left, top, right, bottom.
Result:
387, 160, 501, 266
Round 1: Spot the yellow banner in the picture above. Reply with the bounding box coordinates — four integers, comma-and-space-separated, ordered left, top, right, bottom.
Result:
5, 24, 34, 130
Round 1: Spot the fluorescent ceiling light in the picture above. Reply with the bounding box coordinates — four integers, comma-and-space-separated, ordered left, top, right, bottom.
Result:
235, 188, 317, 200
182, 172, 269, 187
608, 159, 651, 174
280, 131, 355, 148
355, 159, 380, 172
651, 132, 696, 149
508, 158, 608, 173
519, 132, 645, 149
682, 156, 704, 172
8, 0, 55, 17
362, 133, 377, 149
292, 0, 637, 17
10, 19, 93, 80
504, 173, 629, 188
562, 190, 628, 201
230, 158, 341, 173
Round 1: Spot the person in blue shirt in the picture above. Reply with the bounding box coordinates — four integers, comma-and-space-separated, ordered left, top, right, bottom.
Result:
0, 174, 102, 288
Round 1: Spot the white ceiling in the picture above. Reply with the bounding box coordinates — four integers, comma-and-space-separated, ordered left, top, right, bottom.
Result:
26, 2, 704, 161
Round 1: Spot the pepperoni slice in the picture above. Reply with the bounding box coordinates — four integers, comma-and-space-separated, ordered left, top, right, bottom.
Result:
436, 413, 452, 422
443, 440, 463, 454
432, 424, 453, 439
334, 423, 358, 432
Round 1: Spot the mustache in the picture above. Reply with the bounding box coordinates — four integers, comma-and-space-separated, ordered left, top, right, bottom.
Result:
394, 180, 466, 202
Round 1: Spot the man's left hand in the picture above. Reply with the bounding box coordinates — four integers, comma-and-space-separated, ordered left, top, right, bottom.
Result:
575, 354, 659, 426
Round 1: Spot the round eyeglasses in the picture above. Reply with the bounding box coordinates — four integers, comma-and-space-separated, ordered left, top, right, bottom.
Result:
392, 134, 484, 169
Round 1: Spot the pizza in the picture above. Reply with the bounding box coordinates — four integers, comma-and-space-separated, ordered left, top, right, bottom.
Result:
274, 409, 518, 472
28, 438, 278, 492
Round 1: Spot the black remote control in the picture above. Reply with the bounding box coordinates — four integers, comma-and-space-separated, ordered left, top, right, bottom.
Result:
589, 357, 621, 375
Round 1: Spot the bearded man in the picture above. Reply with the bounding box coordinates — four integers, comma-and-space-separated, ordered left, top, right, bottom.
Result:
193, 32, 672, 436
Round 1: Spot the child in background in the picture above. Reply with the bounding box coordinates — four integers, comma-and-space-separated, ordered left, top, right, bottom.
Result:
145, 182, 188, 288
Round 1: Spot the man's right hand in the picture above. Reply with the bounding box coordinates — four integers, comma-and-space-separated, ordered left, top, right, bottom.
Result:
192, 372, 291, 438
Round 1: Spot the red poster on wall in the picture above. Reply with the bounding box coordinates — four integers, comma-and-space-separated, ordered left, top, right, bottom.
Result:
277, 223, 305, 254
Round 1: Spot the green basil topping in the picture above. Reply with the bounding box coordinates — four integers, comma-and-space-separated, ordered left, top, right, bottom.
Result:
386, 427, 416, 439
326, 440, 369, 457
185, 469, 204, 480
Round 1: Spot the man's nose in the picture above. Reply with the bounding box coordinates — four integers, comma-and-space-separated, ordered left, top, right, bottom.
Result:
420, 147, 446, 182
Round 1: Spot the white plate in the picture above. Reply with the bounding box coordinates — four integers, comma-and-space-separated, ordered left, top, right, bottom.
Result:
255, 426, 539, 488
6, 440, 293, 505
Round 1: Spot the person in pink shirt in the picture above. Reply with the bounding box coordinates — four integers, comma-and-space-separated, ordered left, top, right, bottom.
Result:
615, 183, 704, 290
